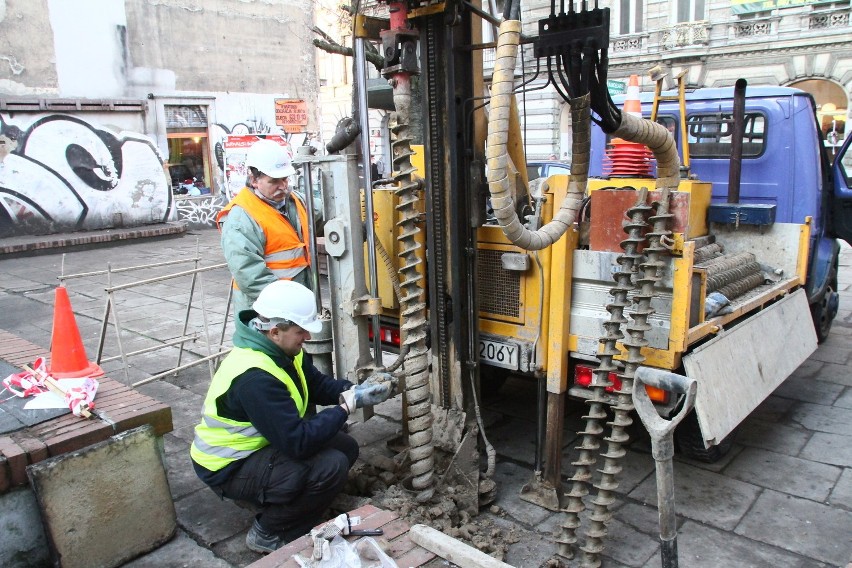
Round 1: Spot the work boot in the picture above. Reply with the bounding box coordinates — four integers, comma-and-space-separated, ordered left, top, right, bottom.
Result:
246, 518, 282, 554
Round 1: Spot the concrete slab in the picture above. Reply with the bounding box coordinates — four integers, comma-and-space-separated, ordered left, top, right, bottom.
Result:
749, 394, 795, 423
615, 501, 686, 537
26, 425, 176, 568
489, 416, 537, 466
164, 449, 208, 500
787, 357, 823, 379
789, 402, 852, 435
735, 489, 852, 566
173, 487, 254, 546
773, 376, 844, 405
629, 461, 761, 531
492, 461, 553, 526
809, 343, 852, 366
122, 529, 234, 568
0, 487, 51, 568
598, 517, 659, 567
817, 362, 852, 387
644, 520, 824, 568
724, 447, 841, 501
486, 513, 559, 568
736, 417, 810, 454
835, 388, 852, 410
799, 432, 852, 468
829, 468, 852, 511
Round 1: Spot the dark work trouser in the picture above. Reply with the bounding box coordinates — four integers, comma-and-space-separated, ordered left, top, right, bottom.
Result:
214, 432, 358, 540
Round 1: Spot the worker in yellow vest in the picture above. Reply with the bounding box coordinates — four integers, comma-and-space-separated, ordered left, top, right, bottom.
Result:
218, 138, 313, 315
190, 280, 393, 554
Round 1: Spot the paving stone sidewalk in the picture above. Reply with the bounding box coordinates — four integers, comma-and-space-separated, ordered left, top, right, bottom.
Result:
0, 227, 849, 567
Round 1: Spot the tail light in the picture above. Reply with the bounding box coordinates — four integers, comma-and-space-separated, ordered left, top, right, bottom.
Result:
574, 364, 670, 404
368, 325, 401, 347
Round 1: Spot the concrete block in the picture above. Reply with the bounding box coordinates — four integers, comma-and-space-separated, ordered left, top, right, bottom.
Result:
834, 388, 852, 410
816, 362, 852, 387
173, 486, 253, 545
750, 394, 795, 423
492, 461, 553, 526
735, 489, 852, 566
0, 487, 50, 568
26, 425, 176, 568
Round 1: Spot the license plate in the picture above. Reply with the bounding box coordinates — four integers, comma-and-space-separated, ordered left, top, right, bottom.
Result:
479, 338, 520, 370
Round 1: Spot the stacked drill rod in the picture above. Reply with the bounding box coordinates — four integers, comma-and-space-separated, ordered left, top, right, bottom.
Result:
698, 251, 765, 301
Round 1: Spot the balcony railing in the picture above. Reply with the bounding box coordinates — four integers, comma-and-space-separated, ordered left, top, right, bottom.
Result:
808, 7, 850, 29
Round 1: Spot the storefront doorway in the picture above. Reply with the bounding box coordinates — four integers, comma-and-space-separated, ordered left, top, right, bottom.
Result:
165, 105, 213, 195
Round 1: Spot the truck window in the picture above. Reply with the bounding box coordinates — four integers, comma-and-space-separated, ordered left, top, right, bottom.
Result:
686, 112, 766, 158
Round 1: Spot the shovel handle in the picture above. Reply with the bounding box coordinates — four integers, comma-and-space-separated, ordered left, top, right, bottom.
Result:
632, 367, 696, 439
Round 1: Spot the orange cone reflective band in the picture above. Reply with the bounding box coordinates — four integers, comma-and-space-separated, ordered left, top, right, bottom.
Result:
48, 286, 104, 378
623, 74, 642, 117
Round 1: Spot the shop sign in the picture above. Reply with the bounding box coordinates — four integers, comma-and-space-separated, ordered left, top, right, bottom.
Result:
222, 135, 290, 200
731, 0, 833, 13
275, 99, 308, 133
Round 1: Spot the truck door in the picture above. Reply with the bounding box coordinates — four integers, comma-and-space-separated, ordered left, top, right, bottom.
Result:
831, 133, 852, 245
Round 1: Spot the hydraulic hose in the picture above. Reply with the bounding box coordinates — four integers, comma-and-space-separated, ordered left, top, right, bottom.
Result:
610, 112, 681, 190
485, 20, 588, 250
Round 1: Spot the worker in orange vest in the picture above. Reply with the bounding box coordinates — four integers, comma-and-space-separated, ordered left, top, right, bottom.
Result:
218, 139, 312, 314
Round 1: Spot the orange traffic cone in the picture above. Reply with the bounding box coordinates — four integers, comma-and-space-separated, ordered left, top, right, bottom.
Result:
622, 74, 642, 117
48, 286, 104, 378
603, 74, 653, 178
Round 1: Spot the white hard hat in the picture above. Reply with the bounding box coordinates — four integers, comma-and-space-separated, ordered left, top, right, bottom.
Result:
246, 139, 296, 178
252, 280, 322, 333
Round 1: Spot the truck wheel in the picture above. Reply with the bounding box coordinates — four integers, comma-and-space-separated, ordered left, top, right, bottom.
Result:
810, 267, 838, 343
675, 411, 735, 463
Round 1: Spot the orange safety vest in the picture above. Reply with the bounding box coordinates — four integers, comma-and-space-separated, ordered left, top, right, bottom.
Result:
217, 188, 311, 285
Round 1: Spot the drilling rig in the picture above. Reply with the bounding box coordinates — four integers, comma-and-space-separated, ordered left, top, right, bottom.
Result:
298, 0, 848, 565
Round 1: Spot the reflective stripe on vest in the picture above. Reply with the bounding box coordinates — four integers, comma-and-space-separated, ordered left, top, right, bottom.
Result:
190, 347, 309, 472
216, 188, 310, 289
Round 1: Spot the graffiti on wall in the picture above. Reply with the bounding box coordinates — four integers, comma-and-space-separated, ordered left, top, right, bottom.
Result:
0, 114, 171, 236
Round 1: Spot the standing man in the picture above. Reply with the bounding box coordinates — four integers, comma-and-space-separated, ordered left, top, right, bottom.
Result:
190, 280, 393, 554
218, 138, 312, 315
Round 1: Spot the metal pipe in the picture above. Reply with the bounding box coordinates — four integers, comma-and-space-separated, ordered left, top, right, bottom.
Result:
727, 78, 747, 204
302, 161, 322, 312
354, 36, 383, 363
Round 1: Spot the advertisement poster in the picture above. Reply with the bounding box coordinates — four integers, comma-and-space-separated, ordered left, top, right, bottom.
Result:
222, 135, 290, 200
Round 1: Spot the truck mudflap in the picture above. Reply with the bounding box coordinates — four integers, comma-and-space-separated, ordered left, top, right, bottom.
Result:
683, 288, 817, 447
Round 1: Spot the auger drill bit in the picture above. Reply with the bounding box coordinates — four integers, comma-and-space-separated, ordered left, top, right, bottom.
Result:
558, 188, 651, 559
581, 188, 674, 567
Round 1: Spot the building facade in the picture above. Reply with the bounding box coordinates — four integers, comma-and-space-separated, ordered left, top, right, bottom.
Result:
517, 0, 851, 159
0, 0, 320, 235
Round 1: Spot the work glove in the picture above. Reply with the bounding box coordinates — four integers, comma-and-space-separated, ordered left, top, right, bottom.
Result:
339, 382, 392, 414
704, 291, 733, 318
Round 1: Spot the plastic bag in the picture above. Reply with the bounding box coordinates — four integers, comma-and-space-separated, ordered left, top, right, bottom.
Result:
294, 535, 362, 568
294, 535, 399, 568
354, 537, 398, 568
